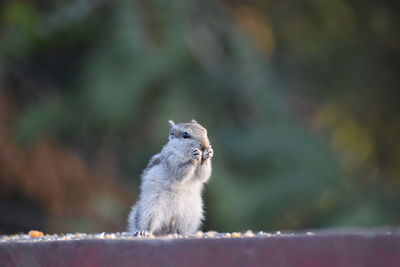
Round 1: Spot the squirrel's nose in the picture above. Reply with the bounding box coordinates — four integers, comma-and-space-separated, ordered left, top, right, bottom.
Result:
200, 139, 210, 150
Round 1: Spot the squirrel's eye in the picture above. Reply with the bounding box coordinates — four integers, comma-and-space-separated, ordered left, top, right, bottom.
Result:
182, 132, 190, 139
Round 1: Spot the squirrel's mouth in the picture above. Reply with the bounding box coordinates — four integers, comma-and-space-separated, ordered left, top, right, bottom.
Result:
199, 139, 210, 150
199, 144, 209, 151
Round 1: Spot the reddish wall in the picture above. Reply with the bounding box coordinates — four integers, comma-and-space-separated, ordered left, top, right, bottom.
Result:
1, 233, 399, 267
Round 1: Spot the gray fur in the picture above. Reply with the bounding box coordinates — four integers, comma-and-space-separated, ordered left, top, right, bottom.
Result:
128, 120, 213, 235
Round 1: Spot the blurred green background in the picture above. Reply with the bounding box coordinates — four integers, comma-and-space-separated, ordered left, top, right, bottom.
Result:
0, 0, 399, 234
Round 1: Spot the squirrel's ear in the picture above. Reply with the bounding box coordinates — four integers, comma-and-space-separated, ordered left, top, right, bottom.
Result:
191, 119, 197, 124
168, 120, 175, 128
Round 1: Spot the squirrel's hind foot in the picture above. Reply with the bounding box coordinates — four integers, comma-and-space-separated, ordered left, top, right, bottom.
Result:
132, 230, 151, 237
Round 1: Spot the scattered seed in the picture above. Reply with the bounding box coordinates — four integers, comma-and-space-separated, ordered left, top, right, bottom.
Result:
231, 232, 241, 238
98, 232, 106, 238
195, 231, 204, 238
28, 230, 44, 238
244, 230, 255, 237
205, 231, 217, 238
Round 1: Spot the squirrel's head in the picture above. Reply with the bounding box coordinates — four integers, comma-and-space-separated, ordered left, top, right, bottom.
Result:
168, 119, 210, 150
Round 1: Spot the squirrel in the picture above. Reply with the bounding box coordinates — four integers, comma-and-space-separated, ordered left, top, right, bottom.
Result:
127, 119, 214, 236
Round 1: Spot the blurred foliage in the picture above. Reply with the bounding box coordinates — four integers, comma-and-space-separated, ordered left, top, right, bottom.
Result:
0, 0, 399, 234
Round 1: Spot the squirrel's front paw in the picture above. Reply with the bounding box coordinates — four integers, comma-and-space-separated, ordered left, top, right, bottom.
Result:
202, 146, 214, 159
190, 148, 202, 161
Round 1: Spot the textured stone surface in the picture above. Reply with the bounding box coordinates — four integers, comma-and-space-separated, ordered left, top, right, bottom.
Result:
1, 233, 399, 267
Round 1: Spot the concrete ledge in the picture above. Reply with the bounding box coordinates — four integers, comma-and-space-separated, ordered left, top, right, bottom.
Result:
1, 233, 399, 267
